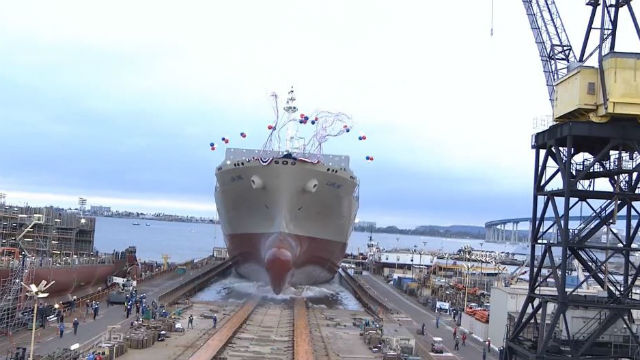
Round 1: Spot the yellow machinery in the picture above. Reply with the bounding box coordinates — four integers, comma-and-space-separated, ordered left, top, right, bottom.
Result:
554, 52, 640, 122
162, 254, 170, 271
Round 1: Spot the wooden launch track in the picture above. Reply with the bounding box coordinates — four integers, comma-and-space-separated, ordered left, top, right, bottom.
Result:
293, 296, 314, 360
188, 295, 314, 360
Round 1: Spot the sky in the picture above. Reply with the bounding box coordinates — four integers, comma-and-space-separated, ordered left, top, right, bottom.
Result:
1, 1, 639, 227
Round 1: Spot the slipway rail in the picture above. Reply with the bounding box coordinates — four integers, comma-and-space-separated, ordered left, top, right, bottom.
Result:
188, 295, 262, 360
294, 297, 313, 359
188, 295, 314, 360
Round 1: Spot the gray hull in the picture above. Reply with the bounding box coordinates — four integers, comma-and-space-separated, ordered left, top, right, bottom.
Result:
215, 149, 359, 292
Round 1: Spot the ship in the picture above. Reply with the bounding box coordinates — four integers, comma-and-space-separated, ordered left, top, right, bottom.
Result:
0, 246, 137, 299
214, 88, 359, 293
0, 205, 138, 301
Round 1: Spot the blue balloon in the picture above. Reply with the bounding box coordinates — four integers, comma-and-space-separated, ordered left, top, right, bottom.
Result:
209, 142, 214, 147
311, 120, 316, 125
304, 116, 309, 121
221, 137, 225, 141
365, 156, 370, 160
346, 128, 350, 132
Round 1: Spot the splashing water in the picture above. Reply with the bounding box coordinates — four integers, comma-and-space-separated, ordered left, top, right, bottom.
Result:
193, 273, 363, 310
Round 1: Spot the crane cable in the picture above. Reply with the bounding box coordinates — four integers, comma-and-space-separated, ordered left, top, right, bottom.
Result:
491, 0, 495, 37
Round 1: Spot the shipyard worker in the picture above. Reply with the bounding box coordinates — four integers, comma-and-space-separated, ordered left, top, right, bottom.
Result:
86, 300, 90, 316
436, 314, 440, 328
73, 318, 79, 335
188, 315, 194, 329
38, 304, 46, 328
421, 323, 425, 335
93, 302, 99, 320
482, 346, 487, 360
71, 297, 77, 313
212, 314, 217, 328
58, 322, 64, 338
454, 336, 459, 351
462, 332, 467, 346
453, 326, 457, 340
487, 338, 491, 352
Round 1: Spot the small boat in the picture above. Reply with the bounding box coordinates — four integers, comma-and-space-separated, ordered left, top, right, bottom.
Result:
132, 221, 140, 226
145, 223, 151, 226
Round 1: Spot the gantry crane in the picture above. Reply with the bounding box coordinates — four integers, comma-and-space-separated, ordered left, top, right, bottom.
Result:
507, 1, 640, 359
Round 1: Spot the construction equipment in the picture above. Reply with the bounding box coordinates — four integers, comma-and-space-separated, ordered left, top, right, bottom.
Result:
507, 1, 640, 359
525, 0, 640, 123
107, 276, 137, 304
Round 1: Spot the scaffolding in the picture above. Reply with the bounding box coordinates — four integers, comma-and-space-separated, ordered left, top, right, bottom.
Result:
0, 213, 42, 356
0, 204, 97, 354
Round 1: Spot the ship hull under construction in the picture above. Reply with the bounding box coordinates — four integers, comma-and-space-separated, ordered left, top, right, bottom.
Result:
215, 149, 358, 293
0, 261, 127, 299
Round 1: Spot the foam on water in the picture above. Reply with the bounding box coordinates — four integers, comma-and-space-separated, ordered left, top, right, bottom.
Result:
193, 272, 363, 310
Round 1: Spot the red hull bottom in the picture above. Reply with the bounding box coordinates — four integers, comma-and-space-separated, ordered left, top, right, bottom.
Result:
226, 232, 347, 294
0, 261, 127, 301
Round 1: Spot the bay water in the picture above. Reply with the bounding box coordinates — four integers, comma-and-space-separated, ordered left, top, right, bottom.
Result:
94, 217, 524, 263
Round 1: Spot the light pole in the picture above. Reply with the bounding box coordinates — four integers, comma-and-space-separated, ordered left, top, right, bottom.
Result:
480, 242, 484, 290
22, 280, 54, 360
463, 263, 471, 309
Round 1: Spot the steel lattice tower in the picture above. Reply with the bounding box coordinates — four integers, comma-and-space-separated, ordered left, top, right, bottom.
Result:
506, 121, 640, 359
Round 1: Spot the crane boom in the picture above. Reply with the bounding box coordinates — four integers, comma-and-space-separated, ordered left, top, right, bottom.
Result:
522, 0, 576, 108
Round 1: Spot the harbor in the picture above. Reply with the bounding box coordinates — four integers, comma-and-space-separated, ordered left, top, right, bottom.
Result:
5, 0, 640, 358
0, 204, 504, 360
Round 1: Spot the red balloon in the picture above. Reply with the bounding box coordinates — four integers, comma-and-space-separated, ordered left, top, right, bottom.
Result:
314, 116, 318, 121
300, 114, 305, 119
343, 124, 348, 128
362, 135, 367, 140
210, 146, 216, 151
268, 125, 273, 130
369, 156, 374, 161
224, 139, 229, 144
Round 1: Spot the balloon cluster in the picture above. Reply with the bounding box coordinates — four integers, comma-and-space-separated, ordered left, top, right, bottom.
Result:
358, 134, 367, 141
365, 155, 374, 162
209, 132, 249, 150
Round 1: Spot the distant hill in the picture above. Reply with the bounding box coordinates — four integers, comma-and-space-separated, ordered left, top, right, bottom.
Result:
353, 224, 485, 239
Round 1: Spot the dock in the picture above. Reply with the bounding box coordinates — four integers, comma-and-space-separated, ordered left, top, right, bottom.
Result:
0, 259, 232, 358
1, 258, 508, 360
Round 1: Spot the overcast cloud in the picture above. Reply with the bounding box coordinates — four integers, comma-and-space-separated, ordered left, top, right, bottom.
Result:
1, 1, 638, 227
